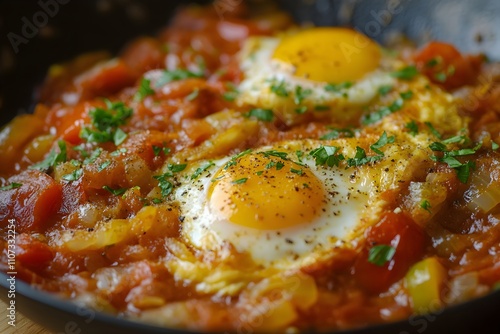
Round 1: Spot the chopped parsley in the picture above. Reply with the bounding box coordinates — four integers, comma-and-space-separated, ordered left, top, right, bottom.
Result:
368, 244, 396, 266
493, 142, 499, 150
295, 106, 308, 114
153, 174, 174, 197
152, 145, 162, 157
223, 91, 238, 102
80, 100, 133, 145
400, 90, 414, 100
420, 200, 432, 213
134, 78, 155, 102
153, 163, 187, 197
391, 65, 418, 80
186, 88, 199, 101
314, 105, 330, 111
320, 128, 355, 140
191, 161, 215, 180
224, 149, 253, 170
223, 82, 239, 102
362, 98, 403, 125
0, 183, 22, 191
83, 148, 102, 165
156, 69, 203, 87
110, 148, 127, 157
309, 146, 344, 167
429, 138, 481, 183
244, 108, 274, 122
324, 82, 353, 92
294, 86, 312, 105
266, 161, 285, 170
232, 178, 248, 184
370, 131, 395, 155
378, 85, 393, 96
98, 161, 111, 172
425, 122, 443, 139
62, 168, 83, 182
30, 140, 67, 172
405, 120, 419, 136
346, 146, 382, 167
259, 150, 288, 160
103, 185, 127, 196
270, 80, 288, 97
290, 168, 303, 175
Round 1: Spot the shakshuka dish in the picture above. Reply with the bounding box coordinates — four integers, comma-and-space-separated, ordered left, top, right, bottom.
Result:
1, 3, 500, 333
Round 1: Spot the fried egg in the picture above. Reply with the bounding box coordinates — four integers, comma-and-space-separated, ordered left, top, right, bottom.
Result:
236, 28, 400, 125
172, 132, 431, 270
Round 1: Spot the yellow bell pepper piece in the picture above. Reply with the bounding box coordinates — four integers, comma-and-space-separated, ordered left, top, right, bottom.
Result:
405, 257, 447, 314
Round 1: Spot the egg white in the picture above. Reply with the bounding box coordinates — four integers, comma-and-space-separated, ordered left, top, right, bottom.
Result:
173, 141, 373, 270
236, 37, 398, 125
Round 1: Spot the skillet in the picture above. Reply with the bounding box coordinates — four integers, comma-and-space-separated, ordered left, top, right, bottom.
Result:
1, 0, 500, 333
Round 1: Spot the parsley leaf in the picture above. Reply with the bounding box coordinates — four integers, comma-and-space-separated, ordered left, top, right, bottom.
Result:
368, 244, 396, 266
154, 174, 174, 197
270, 80, 288, 97
391, 66, 418, 80
290, 168, 303, 175
346, 146, 382, 167
80, 100, 132, 145
186, 88, 199, 101
362, 99, 404, 125
232, 178, 248, 184
31, 140, 67, 172
378, 85, 393, 96
244, 108, 274, 122
370, 132, 395, 155
325, 82, 353, 92
425, 122, 442, 139
320, 128, 355, 140
62, 168, 83, 182
294, 86, 312, 105
134, 78, 155, 102
191, 161, 215, 180
224, 149, 253, 170
405, 120, 419, 136
0, 183, 22, 191
420, 200, 432, 213
309, 146, 344, 167
259, 150, 288, 160
103, 185, 127, 196
156, 69, 203, 87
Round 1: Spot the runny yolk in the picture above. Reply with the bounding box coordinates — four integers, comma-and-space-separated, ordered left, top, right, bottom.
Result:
272, 27, 381, 83
208, 153, 326, 230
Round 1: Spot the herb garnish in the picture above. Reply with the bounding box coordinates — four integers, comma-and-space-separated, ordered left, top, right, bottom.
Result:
244, 108, 274, 122
80, 100, 133, 145
30, 140, 67, 172
309, 146, 345, 167
368, 244, 396, 266
156, 69, 204, 87
0, 183, 22, 191
134, 78, 155, 102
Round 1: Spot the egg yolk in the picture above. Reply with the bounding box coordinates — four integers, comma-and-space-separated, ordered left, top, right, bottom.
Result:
272, 28, 381, 83
208, 153, 326, 230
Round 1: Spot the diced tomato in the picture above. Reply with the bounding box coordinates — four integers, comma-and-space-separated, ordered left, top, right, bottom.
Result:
0, 170, 62, 233
121, 130, 176, 169
121, 37, 165, 75
76, 59, 136, 101
15, 233, 54, 271
414, 41, 484, 89
59, 178, 86, 215
353, 212, 426, 294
